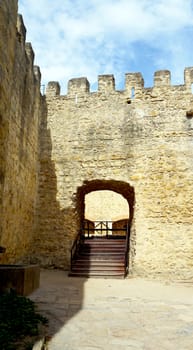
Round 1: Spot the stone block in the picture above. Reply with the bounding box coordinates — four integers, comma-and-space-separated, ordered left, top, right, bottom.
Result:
0, 264, 40, 296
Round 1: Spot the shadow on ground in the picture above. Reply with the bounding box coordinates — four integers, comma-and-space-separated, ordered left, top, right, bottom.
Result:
30, 269, 86, 344
30, 269, 193, 350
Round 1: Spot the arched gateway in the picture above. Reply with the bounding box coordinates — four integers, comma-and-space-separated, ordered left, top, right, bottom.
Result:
69, 180, 135, 277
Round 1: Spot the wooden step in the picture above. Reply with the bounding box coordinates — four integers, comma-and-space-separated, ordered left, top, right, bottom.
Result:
71, 268, 124, 274
83, 242, 125, 245
78, 253, 125, 258
80, 246, 125, 251
83, 242, 125, 247
84, 237, 126, 241
84, 240, 125, 245
74, 263, 124, 270
69, 271, 125, 278
80, 250, 125, 255
69, 236, 126, 278
72, 260, 124, 266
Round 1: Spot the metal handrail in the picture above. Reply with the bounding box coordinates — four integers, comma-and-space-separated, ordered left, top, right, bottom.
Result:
83, 220, 128, 238
124, 222, 130, 276
83, 219, 130, 276
70, 220, 130, 277
70, 229, 84, 269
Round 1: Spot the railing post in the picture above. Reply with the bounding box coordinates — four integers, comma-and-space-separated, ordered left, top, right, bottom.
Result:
70, 228, 85, 271
124, 221, 130, 276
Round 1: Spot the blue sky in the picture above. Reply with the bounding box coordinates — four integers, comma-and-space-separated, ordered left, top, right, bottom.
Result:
18, 0, 193, 94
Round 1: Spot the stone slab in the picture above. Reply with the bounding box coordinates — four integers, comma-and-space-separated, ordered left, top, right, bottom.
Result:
0, 264, 40, 295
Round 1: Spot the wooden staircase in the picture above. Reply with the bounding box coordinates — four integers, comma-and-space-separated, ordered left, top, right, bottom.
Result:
69, 237, 127, 278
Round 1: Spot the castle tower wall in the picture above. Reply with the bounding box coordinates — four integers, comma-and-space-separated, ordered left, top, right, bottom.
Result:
1, 1, 193, 280
0, 1, 42, 263
36, 70, 193, 279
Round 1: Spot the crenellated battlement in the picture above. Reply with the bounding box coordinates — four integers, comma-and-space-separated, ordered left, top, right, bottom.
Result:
17, 14, 26, 43
16, 14, 41, 85
46, 81, 61, 96
98, 74, 115, 92
46, 67, 193, 98
68, 77, 90, 96
25, 42, 35, 66
154, 70, 171, 87
184, 67, 193, 88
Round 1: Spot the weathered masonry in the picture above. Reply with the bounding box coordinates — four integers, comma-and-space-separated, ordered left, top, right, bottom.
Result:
0, 1, 42, 264
34, 71, 193, 279
1, 0, 193, 280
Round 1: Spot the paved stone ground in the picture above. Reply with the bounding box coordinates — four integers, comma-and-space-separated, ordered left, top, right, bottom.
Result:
30, 270, 193, 350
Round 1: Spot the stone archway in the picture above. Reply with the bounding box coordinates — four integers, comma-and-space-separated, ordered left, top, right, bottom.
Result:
76, 179, 134, 224
75, 179, 135, 273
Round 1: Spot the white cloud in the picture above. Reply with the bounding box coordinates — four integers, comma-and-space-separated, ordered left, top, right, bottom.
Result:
18, 0, 193, 93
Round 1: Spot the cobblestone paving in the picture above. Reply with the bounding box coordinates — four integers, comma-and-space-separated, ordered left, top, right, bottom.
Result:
30, 270, 193, 350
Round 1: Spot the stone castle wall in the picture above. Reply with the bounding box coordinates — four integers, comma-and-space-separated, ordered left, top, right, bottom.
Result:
35, 70, 193, 279
1, 1, 193, 280
0, 1, 42, 262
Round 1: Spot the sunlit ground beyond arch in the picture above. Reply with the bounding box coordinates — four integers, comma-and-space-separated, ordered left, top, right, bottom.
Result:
85, 190, 129, 222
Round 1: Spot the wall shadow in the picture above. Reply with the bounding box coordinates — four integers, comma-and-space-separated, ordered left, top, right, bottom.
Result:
30, 270, 87, 345
27, 95, 87, 345
28, 103, 136, 344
